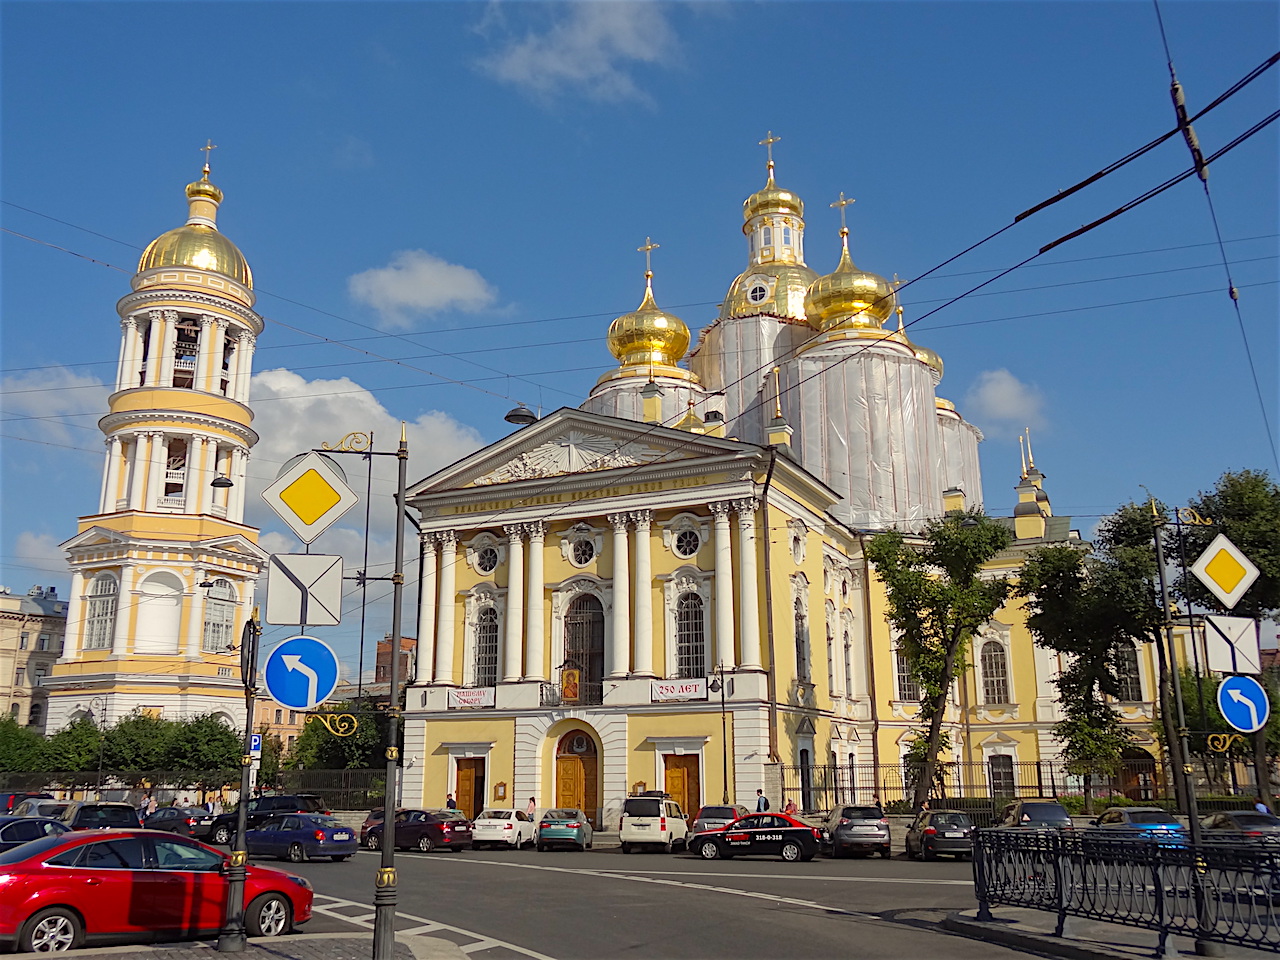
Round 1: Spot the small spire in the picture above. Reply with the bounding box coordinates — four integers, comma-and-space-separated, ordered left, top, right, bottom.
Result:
893, 274, 904, 331
637, 236, 660, 288
759, 130, 780, 184
772, 366, 783, 419
1018, 434, 1028, 479
200, 139, 217, 179
1024, 426, 1036, 471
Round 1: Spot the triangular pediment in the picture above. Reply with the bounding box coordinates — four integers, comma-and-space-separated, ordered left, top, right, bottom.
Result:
410, 407, 759, 497
61, 526, 132, 552
198, 534, 270, 561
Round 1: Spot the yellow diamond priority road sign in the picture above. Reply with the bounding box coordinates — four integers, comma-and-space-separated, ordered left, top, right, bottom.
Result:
262, 452, 359, 544
1191, 533, 1260, 611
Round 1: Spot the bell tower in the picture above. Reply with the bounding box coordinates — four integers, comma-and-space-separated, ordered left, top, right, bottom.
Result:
46, 154, 268, 732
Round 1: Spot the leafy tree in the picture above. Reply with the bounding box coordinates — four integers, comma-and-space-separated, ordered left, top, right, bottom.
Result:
1172, 469, 1280, 620
1018, 543, 1135, 814
40, 718, 104, 783
291, 702, 387, 769
256, 727, 285, 789
0, 714, 44, 771
165, 714, 240, 783
866, 511, 1013, 808
103, 711, 174, 776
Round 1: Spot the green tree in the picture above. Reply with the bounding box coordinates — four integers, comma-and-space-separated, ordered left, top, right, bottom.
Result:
1172, 469, 1280, 620
0, 714, 44, 771
291, 703, 387, 769
40, 718, 104, 785
103, 711, 174, 777
1018, 543, 1134, 813
256, 727, 285, 789
165, 714, 240, 785
865, 511, 1013, 808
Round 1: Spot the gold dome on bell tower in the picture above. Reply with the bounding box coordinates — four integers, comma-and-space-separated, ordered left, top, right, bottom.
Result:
805, 193, 895, 331
606, 238, 691, 368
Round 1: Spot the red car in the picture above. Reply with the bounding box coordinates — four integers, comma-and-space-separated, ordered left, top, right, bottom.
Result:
0, 829, 313, 952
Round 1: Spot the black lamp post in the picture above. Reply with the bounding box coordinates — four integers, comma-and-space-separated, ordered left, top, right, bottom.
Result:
217, 610, 260, 953
708, 668, 729, 804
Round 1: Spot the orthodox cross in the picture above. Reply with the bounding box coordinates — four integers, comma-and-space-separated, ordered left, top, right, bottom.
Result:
830, 192, 855, 237
638, 237, 660, 278
759, 131, 780, 176
200, 139, 217, 174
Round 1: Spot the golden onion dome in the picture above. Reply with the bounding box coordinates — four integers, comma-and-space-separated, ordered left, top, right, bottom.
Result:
137, 167, 252, 289
607, 280, 691, 367
721, 262, 819, 323
744, 176, 804, 222
805, 238, 895, 331
912, 342, 944, 381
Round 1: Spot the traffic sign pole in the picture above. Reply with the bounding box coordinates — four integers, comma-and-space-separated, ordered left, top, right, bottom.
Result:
218, 609, 260, 954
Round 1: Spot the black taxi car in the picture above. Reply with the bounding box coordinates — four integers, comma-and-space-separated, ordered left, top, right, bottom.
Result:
690, 813, 821, 862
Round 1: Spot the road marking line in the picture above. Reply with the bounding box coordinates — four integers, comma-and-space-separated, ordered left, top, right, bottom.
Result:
586, 869, 972, 886
311, 894, 558, 960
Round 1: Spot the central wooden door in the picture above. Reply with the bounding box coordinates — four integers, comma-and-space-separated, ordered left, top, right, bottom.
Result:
456, 758, 485, 819
664, 754, 699, 816
556, 731, 599, 827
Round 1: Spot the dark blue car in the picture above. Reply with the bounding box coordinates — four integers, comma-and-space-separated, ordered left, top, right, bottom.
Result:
246, 813, 358, 862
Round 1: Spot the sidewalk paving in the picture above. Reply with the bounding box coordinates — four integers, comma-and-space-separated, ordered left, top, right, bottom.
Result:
40, 933, 465, 960
945, 907, 1278, 960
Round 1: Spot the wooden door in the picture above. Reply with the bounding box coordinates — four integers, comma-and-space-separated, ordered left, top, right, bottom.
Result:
456, 758, 484, 819
664, 755, 699, 817
557, 756, 582, 811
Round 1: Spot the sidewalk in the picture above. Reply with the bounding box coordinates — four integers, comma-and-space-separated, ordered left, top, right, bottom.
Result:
945, 907, 1277, 960
37, 933, 465, 960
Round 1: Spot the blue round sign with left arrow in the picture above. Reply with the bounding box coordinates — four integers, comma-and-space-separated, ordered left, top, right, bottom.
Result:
263, 636, 341, 711
1218, 675, 1271, 735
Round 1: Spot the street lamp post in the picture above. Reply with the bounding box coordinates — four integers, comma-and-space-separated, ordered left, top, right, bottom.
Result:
708, 667, 729, 804
84, 696, 107, 799
217, 610, 260, 953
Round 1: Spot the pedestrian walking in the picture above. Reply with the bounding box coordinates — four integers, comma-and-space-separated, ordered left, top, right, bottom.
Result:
1256, 796, 1272, 815
526, 796, 537, 819
756, 789, 770, 812
445, 793, 458, 810
783, 797, 797, 815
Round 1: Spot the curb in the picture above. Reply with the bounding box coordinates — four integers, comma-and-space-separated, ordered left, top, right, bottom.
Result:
942, 913, 1143, 960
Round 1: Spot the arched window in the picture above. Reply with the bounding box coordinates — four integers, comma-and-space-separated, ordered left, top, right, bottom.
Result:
27, 703, 43, 729
1115, 642, 1143, 702
202, 579, 237, 653
843, 630, 854, 699
564, 594, 605, 688
473, 606, 499, 686
84, 574, 118, 649
980, 641, 1010, 704
794, 598, 810, 683
826, 623, 835, 693
675, 593, 705, 679
762, 226, 773, 247
782, 226, 792, 247
895, 648, 920, 701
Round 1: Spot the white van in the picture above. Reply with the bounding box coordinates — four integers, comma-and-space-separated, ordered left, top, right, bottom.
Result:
619, 794, 688, 853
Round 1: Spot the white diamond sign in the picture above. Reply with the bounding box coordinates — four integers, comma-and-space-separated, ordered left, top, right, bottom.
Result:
1190, 534, 1260, 610
261, 452, 359, 544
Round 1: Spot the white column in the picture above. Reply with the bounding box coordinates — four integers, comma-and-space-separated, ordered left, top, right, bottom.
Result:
114, 320, 130, 392
234, 333, 255, 401
128, 434, 149, 510
121, 317, 144, 390
228, 447, 247, 521
416, 534, 437, 684
196, 439, 215, 515
632, 511, 654, 677
146, 432, 167, 510
157, 311, 178, 387
184, 436, 203, 513
524, 522, 546, 681
710, 502, 736, 670
503, 525, 525, 682
143, 312, 164, 386
184, 575, 205, 658
98, 438, 114, 513
195, 315, 216, 392
433, 532, 458, 684
607, 513, 630, 678
111, 565, 136, 655
737, 498, 762, 670
64, 570, 86, 661
102, 436, 123, 513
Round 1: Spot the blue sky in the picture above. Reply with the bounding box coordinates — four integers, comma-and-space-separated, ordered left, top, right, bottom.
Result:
3, 2, 1277, 673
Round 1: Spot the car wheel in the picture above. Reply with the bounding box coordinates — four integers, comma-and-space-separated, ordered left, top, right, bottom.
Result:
621, 842, 632, 854
830, 843, 843, 859
20, 907, 83, 953
801, 854, 815, 862
287, 843, 305, 863
663, 837, 674, 854
417, 835, 435, 853
365, 832, 381, 850
781, 841, 803, 863
331, 855, 351, 862
246, 893, 292, 938
537, 843, 546, 852
586, 841, 593, 849
699, 840, 721, 860
923, 846, 937, 862
213, 825, 233, 845
880, 848, 892, 859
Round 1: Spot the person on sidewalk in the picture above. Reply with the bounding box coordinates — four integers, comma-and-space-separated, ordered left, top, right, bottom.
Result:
783, 797, 798, 815
445, 793, 458, 810
756, 789, 770, 812
526, 796, 537, 819
1256, 796, 1272, 815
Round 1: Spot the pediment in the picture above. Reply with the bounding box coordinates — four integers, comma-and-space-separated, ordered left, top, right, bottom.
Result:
61, 527, 132, 552
410, 407, 758, 497
197, 534, 270, 561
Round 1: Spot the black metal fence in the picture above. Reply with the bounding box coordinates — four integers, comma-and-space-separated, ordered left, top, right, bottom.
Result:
267, 769, 385, 810
973, 828, 1280, 956
780, 760, 1165, 815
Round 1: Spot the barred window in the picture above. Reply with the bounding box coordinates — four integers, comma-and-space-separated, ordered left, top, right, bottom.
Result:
675, 593, 706, 679
794, 598, 810, 683
895, 648, 920, 702
474, 607, 499, 687
1115, 642, 1143, 702
988, 754, 1015, 797
202, 579, 236, 653
980, 641, 1010, 704
84, 575, 118, 649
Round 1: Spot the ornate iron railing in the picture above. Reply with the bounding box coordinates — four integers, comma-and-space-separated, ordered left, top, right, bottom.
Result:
539, 681, 604, 707
973, 828, 1280, 956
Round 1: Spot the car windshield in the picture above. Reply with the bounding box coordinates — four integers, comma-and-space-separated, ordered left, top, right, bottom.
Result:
1230, 813, 1280, 827
1128, 811, 1180, 825
932, 813, 972, 827
297, 797, 325, 812
480, 810, 512, 819
78, 806, 137, 824
1021, 804, 1069, 820
544, 810, 578, 821
624, 798, 662, 817
841, 807, 883, 820
697, 807, 738, 820
0, 834, 68, 864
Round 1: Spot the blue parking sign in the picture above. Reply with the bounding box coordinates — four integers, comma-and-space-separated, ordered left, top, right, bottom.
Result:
249, 733, 263, 757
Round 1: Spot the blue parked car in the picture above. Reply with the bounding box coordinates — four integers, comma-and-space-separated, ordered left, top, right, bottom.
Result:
536, 809, 593, 851
246, 813, 358, 862
1090, 806, 1187, 845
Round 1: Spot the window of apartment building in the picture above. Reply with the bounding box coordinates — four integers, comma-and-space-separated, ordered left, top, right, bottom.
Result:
85, 574, 119, 649
473, 606, 499, 687
15, 667, 26, 686
980, 641, 1010, 704
274, 709, 282, 724
675, 592, 706, 679
33, 666, 46, 684
289, 711, 297, 724
37, 634, 50, 651
202, 579, 236, 653
895, 648, 920, 702
1116, 642, 1143, 702
19, 632, 29, 650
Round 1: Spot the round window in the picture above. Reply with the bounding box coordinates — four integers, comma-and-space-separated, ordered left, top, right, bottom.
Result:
674, 528, 701, 558
572, 539, 595, 565
748, 283, 769, 304
476, 546, 499, 574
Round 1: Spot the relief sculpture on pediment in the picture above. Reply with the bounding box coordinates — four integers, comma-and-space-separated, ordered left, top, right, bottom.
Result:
472, 431, 669, 485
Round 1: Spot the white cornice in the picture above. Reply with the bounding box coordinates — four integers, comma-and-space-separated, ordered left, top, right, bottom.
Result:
99, 407, 258, 446
117, 289, 263, 334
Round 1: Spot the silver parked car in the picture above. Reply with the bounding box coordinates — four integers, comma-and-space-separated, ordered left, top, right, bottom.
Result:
1202, 810, 1280, 838
690, 804, 749, 835
820, 804, 891, 858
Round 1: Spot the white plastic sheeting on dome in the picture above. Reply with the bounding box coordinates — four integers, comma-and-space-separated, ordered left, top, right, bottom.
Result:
938, 408, 985, 512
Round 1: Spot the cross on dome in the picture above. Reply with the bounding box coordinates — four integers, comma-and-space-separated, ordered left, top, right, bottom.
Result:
759, 130, 780, 180
830, 192, 855, 237
200, 139, 217, 176
637, 237, 660, 280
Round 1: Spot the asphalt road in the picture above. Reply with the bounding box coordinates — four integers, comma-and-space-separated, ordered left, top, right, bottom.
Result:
271, 845, 1042, 959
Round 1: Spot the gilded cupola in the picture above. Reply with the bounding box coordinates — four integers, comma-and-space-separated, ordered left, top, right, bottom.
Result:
137, 163, 253, 290
606, 242, 691, 369
804, 225, 895, 331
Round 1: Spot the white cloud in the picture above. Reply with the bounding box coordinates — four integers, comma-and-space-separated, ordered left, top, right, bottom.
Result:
476, 2, 677, 103
348, 250, 496, 331
963, 369, 1046, 439
11, 532, 68, 580
0, 365, 110, 444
